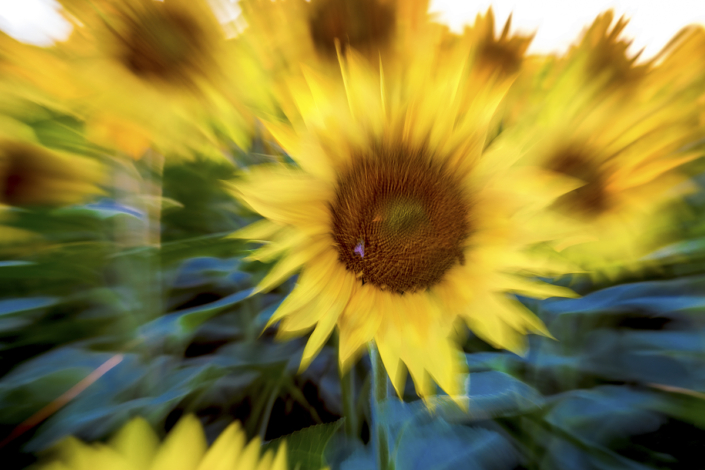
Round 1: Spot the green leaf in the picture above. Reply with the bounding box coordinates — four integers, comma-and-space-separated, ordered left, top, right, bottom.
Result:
393, 419, 518, 470
0, 297, 57, 316
648, 387, 705, 429
262, 419, 344, 470
178, 289, 254, 331
138, 288, 253, 346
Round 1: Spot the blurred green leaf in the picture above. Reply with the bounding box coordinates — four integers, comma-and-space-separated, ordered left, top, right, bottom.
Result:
0, 298, 57, 316
138, 288, 253, 347
262, 419, 343, 470
393, 419, 518, 470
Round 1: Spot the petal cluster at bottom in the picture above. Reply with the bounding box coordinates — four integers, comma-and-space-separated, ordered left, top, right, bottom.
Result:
38, 414, 287, 470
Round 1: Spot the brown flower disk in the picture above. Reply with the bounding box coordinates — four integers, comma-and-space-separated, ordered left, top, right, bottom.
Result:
1, 142, 68, 207
308, 0, 395, 58
331, 145, 470, 294
546, 148, 611, 218
117, 4, 209, 86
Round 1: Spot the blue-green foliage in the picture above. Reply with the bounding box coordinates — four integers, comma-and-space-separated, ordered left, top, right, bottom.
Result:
2, 122, 705, 469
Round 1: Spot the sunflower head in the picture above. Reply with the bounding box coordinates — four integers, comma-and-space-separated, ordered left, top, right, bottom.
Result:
544, 145, 613, 220
463, 9, 533, 80
0, 140, 103, 208
60, 0, 224, 92
230, 52, 580, 402
308, 0, 396, 59
330, 143, 470, 294
573, 11, 649, 89
110, 0, 223, 90
39, 414, 288, 470
118, 6, 204, 85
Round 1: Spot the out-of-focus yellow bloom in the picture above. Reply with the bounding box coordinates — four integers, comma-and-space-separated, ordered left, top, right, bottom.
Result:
647, 25, 705, 128
0, 32, 81, 114
491, 13, 704, 277
239, 0, 432, 72
438, 8, 535, 144
227, 49, 578, 404
0, 118, 103, 209
55, 0, 262, 158
237, 0, 443, 122
456, 9, 533, 86
568, 11, 651, 92
39, 414, 288, 470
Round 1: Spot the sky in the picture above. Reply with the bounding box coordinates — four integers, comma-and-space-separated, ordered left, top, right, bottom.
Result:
1, 0, 705, 61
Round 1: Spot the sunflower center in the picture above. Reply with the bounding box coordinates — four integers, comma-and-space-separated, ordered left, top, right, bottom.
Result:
118, 5, 207, 85
477, 41, 523, 77
1, 143, 48, 206
308, 0, 395, 58
378, 197, 430, 238
546, 149, 610, 218
331, 146, 469, 294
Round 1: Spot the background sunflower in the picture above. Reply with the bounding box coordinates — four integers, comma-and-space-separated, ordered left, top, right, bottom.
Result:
0, 2, 704, 470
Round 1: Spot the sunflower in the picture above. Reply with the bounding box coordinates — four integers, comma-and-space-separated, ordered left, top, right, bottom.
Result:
228, 51, 578, 400
55, 0, 259, 158
439, 8, 535, 146
567, 11, 651, 92
489, 19, 704, 276
239, 0, 432, 70
455, 8, 533, 85
38, 414, 288, 470
646, 25, 705, 128
0, 32, 81, 115
237, 0, 442, 123
0, 118, 103, 209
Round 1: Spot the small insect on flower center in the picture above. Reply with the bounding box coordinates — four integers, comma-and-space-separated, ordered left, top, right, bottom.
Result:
308, 0, 395, 58
546, 149, 611, 218
117, 4, 209, 85
331, 146, 470, 294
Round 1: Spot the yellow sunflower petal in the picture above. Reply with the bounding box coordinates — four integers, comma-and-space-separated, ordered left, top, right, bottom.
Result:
109, 417, 160, 470
299, 267, 356, 372
229, 220, 284, 242
148, 415, 207, 470
195, 421, 244, 470
255, 236, 331, 294
237, 435, 262, 470
271, 442, 288, 470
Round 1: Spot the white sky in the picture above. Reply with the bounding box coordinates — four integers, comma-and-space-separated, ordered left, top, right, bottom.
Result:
1, 0, 705, 61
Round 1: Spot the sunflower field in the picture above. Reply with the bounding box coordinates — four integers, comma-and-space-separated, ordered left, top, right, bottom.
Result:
1, 1, 705, 469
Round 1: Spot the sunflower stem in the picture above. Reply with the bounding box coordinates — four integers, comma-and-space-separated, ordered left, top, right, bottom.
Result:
369, 343, 391, 470
341, 366, 357, 438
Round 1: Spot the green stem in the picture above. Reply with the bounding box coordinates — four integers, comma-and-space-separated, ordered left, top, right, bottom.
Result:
258, 380, 280, 441
340, 366, 357, 438
369, 343, 390, 470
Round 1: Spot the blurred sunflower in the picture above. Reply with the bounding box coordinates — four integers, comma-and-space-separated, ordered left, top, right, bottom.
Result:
228, 52, 578, 400
440, 8, 535, 145
490, 17, 704, 276
646, 25, 705, 126
237, 0, 442, 122
568, 11, 651, 92
0, 118, 103, 210
55, 0, 258, 158
457, 9, 533, 85
239, 0, 432, 70
39, 414, 288, 470
0, 32, 80, 115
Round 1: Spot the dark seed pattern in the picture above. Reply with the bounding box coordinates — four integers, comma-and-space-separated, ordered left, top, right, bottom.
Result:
546, 149, 611, 218
331, 144, 470, 294
308, 0, 395, 58
475, 37, 526, 78
117, 5, 209, 86
1, 142, 64, 206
